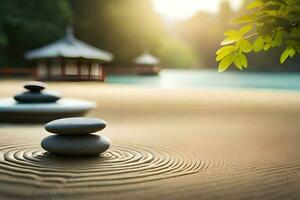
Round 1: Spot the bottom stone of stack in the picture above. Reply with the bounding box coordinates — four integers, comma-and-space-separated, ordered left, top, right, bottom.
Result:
41, 135, 110, 156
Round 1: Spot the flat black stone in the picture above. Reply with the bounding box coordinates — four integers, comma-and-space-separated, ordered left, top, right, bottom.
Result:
14, 91, 61, 103
24, 81, 47, 92
41, 135, 110, 156
45, 117, 106, 135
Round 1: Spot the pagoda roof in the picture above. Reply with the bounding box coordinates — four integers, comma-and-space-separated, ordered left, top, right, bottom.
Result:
25, 29, 113, 62
134, 53, 160, 65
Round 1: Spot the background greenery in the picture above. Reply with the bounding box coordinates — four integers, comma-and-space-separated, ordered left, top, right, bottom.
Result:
0, 0, 299, 71
0, 0, 72, 66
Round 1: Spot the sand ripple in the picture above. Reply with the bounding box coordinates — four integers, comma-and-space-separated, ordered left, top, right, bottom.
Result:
0, 143, 231, 189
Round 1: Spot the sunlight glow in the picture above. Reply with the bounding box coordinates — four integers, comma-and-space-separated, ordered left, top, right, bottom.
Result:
152, 0, 243, 20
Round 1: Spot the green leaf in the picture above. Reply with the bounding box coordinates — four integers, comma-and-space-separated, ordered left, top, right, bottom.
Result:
289, 48, 296, 58
218, 54, 234, 72
247, 0, 263, 10
216, 45, 236, 55
274, 30, 283, 46
271, 41, 277, 47
263, 35, 272, 43
224, 29, 239, 36
263, 10, 278, 16
234, 14, 256, 24
240, 53, 248, 68
253, 36, 265, 52
234, 54, 243, 70
259, 23, 274, 34
263, 43, 272, 51
221, 34, 242, 45
280, 48, 291, 63
239, 24, 253, 35
216, 46, 236, 61
240, 39, 252, 53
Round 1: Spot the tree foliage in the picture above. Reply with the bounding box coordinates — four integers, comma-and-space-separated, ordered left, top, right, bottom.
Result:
217, 0, 300, 72
180, 1, 235, 69
71, 0, 198, 67
0, 0, 72, 66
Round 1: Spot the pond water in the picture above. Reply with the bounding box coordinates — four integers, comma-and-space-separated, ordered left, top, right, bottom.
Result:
107, 69, 300, 90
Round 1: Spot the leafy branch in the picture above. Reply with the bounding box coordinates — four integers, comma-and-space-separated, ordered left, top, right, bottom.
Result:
216, 0, 300, 72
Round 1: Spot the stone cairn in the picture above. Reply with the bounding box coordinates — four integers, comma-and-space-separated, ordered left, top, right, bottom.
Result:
41, 117, 110, 156
14, 81, 61, 103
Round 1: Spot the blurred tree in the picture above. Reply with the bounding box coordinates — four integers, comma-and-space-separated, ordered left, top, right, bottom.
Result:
219, 0, 235, 29
71, 0, 198, 68
0, 0, 72, 67
71, 0, 161, 65
179, 1, 234, 69
217, 0, 300, 72
157, 37, 199, 68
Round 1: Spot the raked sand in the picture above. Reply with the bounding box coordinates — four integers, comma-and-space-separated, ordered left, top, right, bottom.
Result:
0, 80, 299, 199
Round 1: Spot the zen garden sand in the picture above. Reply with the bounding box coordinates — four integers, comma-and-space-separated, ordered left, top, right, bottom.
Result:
0, 80, 299, 199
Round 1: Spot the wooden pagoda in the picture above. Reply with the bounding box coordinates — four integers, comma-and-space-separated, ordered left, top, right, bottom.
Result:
25, 28, 113, 81
133, 53, 161, 75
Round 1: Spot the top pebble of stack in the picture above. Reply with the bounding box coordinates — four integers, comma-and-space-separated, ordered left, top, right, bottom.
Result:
14, 81, 61, 103
24, 81, 47, 92
45, 117, 107, 135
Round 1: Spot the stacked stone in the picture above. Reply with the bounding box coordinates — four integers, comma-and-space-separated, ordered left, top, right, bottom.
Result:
14, 81, 60, 103
41, 117, 110, 156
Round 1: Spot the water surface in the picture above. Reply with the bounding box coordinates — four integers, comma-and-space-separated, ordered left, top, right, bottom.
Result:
107, 69, 300, 90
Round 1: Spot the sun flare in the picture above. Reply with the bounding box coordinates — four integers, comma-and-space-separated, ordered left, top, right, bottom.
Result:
152, 0, 243, 20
